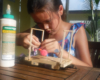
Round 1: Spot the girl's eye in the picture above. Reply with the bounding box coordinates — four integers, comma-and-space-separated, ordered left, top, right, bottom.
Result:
46, 19, 51, 23
37, 24, 42, 27
46, 20, 50, 23
37, 23, 43, 28
37, 23, 42, 26
36, 22, 41, 24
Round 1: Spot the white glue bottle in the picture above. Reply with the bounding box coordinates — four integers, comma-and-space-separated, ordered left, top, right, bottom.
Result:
0, 4, 16, 67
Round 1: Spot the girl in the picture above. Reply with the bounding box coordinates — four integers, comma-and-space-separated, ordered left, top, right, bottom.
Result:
16, 0, 93, 67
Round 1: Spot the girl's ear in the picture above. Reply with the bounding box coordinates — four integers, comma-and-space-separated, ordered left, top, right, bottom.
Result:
58, 5, 64, 16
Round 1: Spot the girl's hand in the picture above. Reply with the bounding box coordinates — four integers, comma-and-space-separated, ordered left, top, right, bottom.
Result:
40, 39, 61, 55
17, 33, 41, 49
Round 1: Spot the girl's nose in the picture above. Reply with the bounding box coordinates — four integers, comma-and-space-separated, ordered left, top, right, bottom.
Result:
44, 24, 49, 30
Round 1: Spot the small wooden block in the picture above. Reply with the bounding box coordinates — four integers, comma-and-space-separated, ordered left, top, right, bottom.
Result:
25, 57, 32, 61
25, 55, 72, 69
31, 61, 39, 66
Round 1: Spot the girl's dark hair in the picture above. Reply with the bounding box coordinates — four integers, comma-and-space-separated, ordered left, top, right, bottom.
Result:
27, 0, 62, 13
27, 0, 66, 21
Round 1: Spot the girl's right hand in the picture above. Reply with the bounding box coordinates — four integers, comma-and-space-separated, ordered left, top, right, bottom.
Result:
16, 33, 41, 49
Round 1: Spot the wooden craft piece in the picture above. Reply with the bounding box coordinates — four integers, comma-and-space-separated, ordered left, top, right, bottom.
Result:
28, 28, 44, 60
25, 28, 73, 69
25, 56, 72, 70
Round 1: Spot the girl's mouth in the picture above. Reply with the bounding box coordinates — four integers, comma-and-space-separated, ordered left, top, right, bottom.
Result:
46, 29, 51, 33
47, 31, 51, 33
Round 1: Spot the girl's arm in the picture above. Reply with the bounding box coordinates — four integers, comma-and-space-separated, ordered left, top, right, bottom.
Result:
40, 25, 93, 67
16, 28, 31, 46
16, 27, 41, 49
57, 26, 93, 67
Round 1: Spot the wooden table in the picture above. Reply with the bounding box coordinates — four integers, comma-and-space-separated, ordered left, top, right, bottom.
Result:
0, 58, 100, 80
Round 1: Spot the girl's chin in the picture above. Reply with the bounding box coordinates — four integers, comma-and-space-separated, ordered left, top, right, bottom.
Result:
49, 32, 56, 35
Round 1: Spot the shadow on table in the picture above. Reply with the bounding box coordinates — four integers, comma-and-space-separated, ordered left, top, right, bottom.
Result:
15, 56, 77, 70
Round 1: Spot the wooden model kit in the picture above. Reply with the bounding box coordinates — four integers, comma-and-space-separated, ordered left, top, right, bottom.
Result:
25, 28, 74, 69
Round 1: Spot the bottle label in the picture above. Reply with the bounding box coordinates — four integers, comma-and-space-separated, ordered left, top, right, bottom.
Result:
2, 26, 16, 60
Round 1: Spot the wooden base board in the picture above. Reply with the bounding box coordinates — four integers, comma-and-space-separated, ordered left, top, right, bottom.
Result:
25, 55, 72, 69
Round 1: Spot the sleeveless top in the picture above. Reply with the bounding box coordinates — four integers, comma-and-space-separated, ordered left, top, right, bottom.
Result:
35, 23, 85, 57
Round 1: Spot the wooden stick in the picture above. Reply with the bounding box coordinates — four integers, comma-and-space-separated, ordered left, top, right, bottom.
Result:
31, 28, 44, 32
31, 28, 44, 42
60, 30, 73, 64
68, 31, 73, 59
28, 29, 33, 60
32, 46, 34, 55
41, 30, 44, 42
60, 30, 66, 64
28, 28, 44, 60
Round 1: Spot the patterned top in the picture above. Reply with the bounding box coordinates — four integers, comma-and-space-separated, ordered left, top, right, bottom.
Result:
35, 23, 85, 57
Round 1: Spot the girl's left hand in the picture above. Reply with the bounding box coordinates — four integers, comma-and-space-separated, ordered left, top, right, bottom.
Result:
40, 39, 61, 54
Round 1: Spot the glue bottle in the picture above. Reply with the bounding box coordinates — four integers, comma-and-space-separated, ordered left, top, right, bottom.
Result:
0, 4, 16, 67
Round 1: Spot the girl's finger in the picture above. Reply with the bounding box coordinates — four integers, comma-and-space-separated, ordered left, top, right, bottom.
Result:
23, 39, 30, 49
27, 34, 40, 43
46, 47, 56, 53
27, 35, 41, 47
41, 43, 57, 53
32, 39, 41, 46
41, 39, 56, 46
33, 35, 40, 42
41, 42, 53, 49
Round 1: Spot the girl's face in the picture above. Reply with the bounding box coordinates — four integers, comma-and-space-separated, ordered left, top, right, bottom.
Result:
31, 11, 60, 35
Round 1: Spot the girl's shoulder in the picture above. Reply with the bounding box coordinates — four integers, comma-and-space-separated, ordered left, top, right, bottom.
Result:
70, 23, 86, 36
71, 22, 85, 30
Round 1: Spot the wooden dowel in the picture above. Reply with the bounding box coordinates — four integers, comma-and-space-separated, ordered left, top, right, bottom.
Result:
60, 31, 66, 64
41, 30, 44, 42
60, 30, 73, 63
28, 28, 44, 60
28, 29, 33, 60
68, 31, 73, 59
31, 28, 44, 42
32, 47, 34, 55
31, 28, 44, 31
